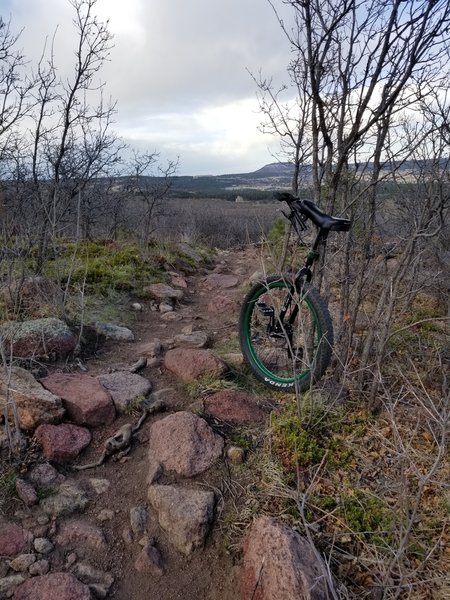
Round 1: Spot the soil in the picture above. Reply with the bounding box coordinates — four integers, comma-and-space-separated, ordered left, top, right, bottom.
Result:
39, 245, 264, 600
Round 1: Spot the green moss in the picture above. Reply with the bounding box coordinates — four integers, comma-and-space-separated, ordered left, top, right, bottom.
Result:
338, 490, 394, 543
271, 398, 354, 470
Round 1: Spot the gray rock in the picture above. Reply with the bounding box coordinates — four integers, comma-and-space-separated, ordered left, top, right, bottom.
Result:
40, 482, 88, 518
161, 311, 183, 322
176, 242, 204, 264
28, 463, 65, 488
130, 507, 148, 536
71, 562, 114, 599
8, 554, 36, 572
88, 479, 110, 495
0, 318, 77, 359
97, 510, 114, 523
28, 559, 49, 575
148, 484, 215, 555
97, 371, 151, 414
159, 302, 173, 313
0, 574, 26, 594
94, 322, 134, 342
136, 339, 162, 358
143, 283, 183, 301
15, 479, 38, 507
33, 538, 53, 554
173, 330, 210, 348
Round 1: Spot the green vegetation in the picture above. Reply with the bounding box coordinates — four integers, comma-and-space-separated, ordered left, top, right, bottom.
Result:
0, 471, 17, 514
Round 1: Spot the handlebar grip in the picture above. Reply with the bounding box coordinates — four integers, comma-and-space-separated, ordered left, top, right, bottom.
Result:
273, 191, 298, 204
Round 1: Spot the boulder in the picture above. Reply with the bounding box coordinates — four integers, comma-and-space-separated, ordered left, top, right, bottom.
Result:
148, 411, 224, 477
14, 572, 91, 600
40, 373, 115, 426
0, 366, 64, 432
241, 516, 328, 600
164, 349, 227, 383
204, 391, 269, 424
148, 484, 214, 555
27, 463, 65, 488
97, 371, 151, 414
34, 423, 91, 462
176, 243, 204, 265
71, 562, 114, 598
0, 318, 77, 359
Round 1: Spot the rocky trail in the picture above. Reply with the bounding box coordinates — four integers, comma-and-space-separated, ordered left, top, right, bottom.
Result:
1, 246, 327, 600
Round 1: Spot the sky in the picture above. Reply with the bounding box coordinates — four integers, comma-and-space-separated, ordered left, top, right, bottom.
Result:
2, 0, 294, 175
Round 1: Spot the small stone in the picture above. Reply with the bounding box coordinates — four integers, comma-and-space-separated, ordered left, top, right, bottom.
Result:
36, 515, 50, 526
137, 339, 162, 358
147, 461, 162, 485
161, 311, 183, 322
94, 322, 134, 342
55, 521, 106, 550
97, 509, 114, 523
33, 538, 53, 554
71, 562, 114, 598
173, 331, 210, 349
28, 463, 65, 487
131, 303, 143, 311
15, 480, 38, 507
28, 559, 49, 575
227, 445, 246, 463
159, 302, 173, 314
65, 553, 78, 568
88, 479, 110, 495
130, 507, 148, 536
121, 527, 133, 545
8, 554, 36, 572
134, 542, 164, 576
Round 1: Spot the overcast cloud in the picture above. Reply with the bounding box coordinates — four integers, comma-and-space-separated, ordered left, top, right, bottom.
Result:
3, 0, 294, 174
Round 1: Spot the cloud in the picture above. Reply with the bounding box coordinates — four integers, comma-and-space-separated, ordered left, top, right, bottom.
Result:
7, 0, 294, 174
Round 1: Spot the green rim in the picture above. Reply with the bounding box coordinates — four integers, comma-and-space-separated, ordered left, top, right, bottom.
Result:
242, 280, 322, 385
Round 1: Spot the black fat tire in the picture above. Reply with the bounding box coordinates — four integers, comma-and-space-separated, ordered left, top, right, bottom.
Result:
239, 274, 333, 392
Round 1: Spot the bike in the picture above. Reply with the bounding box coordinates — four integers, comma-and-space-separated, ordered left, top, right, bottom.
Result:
239, 192, 351, 392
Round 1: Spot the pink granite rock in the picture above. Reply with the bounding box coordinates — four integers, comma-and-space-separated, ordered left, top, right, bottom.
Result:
0, 522, 32, 556
241, 516, 327, 600
34, 423, 91, 462
204, 391, 269, 424
14, 572, 91, 600
164, 349, 227, 383
148, 411, 224, 477
40, 373, 115, 426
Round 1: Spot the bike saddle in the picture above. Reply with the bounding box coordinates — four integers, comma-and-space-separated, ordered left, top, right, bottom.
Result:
274, 192, 351, 232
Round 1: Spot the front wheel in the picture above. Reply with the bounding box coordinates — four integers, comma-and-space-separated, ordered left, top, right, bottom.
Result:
239, 274, 333, 392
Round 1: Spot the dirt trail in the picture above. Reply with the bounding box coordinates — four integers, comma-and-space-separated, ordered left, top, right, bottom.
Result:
67, 245, 263, 600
